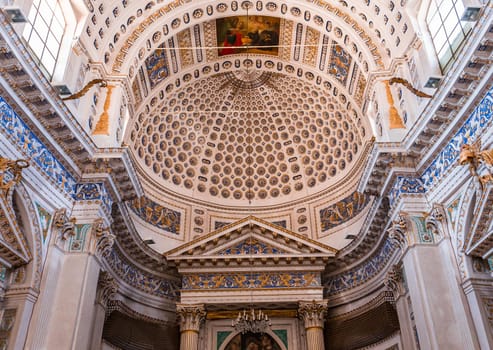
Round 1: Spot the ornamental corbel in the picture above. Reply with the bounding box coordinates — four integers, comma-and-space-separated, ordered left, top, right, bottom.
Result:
384, 264, 403, 299
97, 270, 118, 308
425, 204, 446, 238
0, 157, 29, 199
53, 208, 76, 241
95, 224, 115, 260
387, 213, 408, 250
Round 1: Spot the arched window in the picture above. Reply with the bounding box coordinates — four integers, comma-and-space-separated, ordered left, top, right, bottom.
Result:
22, 0, 67, 79
426, 0, 472, 72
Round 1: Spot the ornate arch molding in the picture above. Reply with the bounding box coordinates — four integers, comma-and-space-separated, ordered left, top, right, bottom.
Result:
6, 183, 43, 293
457, 177, 493, 259
0, 160, 32, 269
455, 180, 480, 281
130, 55, 369, 114
106, 299, 176, 326
101, 1, 385, 74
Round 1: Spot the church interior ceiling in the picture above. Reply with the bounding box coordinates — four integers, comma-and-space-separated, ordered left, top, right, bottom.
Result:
0, 2, 492, 346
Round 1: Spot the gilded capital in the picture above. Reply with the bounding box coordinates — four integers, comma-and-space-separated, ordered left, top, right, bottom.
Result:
176, 304, 206, 333
298, 300, 328, 329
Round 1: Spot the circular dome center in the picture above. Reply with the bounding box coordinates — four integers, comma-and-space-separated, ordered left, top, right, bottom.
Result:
129, 72, 369, 206
225, 70, 273, 89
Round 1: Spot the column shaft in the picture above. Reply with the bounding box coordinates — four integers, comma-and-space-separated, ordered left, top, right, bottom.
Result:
298, 300, 328, 350
305, 326, 325, 350
179, 330, 199, 350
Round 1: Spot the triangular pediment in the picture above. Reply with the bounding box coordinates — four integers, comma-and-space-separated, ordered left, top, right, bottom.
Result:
165, 216, 336, 265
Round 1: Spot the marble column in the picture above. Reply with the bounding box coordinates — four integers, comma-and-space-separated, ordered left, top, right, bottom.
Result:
298, 300, 328, 350
176, 304, 206, 350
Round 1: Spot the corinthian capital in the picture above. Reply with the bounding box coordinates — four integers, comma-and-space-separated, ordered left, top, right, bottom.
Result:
298, 300, 328, 329
176, 304, 206, 333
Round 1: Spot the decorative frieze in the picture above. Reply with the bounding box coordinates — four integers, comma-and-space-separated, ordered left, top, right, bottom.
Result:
182, 272, 320, 290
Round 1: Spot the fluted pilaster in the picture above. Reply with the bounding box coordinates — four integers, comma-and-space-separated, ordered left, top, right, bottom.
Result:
298, 300, 328, 350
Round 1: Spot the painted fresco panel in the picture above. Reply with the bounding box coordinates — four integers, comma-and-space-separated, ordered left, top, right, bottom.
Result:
328, 42, 352, 86
145, 44, 169, 89
320, 191, 369, 232
217, 16, 280, 56
129, 197, 181, 234
224, 332, 282, 350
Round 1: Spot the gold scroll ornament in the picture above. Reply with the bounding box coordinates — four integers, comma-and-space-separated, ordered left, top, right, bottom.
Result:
93, 84, 114, 136
384, 80, 406, 129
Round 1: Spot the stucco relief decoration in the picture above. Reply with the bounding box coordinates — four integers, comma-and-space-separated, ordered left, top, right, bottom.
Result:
458, 139, 493, 189
218, 238, 287, 255
325, 239, 396, 296
129, 197, 181, 234
420, 85, 493, 191
73, 183, 113, 214
106, 249, 179, 300
0, 157, 29, 198
320, 191, 369, 232
182, 272, 320, 290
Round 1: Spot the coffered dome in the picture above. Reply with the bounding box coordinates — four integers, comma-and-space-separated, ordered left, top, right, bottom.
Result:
128, 69, 371, 206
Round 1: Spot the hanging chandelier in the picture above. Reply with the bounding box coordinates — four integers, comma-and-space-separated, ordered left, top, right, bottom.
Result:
232, 308, 271, 334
